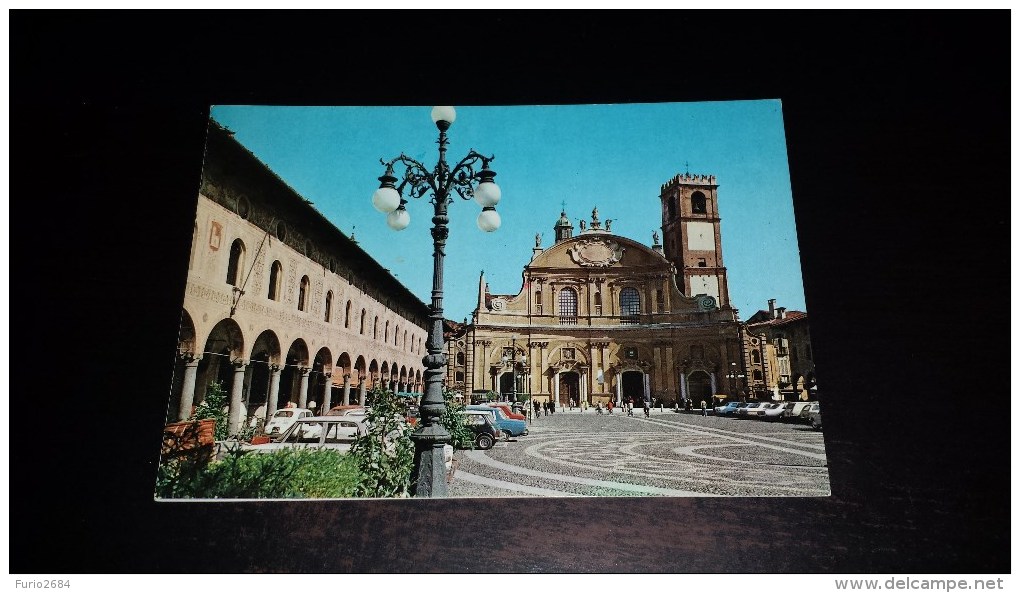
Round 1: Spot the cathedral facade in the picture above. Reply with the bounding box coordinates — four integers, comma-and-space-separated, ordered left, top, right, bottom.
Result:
463, 173, 770, 407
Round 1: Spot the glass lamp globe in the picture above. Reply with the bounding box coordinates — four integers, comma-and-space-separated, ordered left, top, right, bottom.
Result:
386, 207, 410, 230
372, 186, 401, 213
477, 207, 501, 232
473, 180, 501, 207
430, 106, 457, 126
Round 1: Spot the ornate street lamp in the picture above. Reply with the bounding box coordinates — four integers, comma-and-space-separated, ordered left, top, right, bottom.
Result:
372, 106, 501, 497
501, 334, 527, 404
727, 361, 746, 402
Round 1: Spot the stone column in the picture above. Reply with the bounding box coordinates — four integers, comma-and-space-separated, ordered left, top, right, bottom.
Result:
643, 372, 651, 402
616, 376, 622, 407
267, 364, 282, 420
342, 373, 352, 406
358, 377, 367, 406
680, 370, 688, 401
710, 372, 717, 395
228, 360, 247, 436
580, 369, 587, 406
554, 369, 560, 404
297, 367, 310, 409
321, 372, 332, 413
177, 354, 201, 421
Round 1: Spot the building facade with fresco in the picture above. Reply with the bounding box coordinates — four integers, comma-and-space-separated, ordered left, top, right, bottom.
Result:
169, 121, 430, 434
461, 173, 772, 408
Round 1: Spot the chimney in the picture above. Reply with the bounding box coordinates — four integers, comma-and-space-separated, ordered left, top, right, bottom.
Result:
768, 299, 776, 318
777, 307, 786, 320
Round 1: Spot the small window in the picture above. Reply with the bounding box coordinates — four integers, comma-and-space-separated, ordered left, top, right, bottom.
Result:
385, 321, 390, 343
298, 276, 310, 311
753, 370, 763, 381
456, 352, 465, 366
656, 289, 665, 313
751, 350, 761, 364
373, 316, 378, 339
360, 309, 366, 334
345, 301, 352, 328
268, 261, 283, 301
226, 239, 245, 286
324, 291, 333, 322
698, 258, 707, 267
667, 197, 676, 219
455, 372, 465, 382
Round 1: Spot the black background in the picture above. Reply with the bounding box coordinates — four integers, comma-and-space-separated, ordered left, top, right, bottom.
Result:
11, 11, 1009, 573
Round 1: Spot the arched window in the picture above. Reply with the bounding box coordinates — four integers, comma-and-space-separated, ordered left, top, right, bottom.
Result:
298, 275, 310, 311
559, 287, 578, 325
403, 330, 407, 349
268, 261, 282, 301
620, 287, 640, 324
594, 291, 603, 315
534, 290, 543, 314
691, 191, 707, 214
360, 309, 366, 334
656, 289, 665, 313
226, 239, 245, 286
751, 350, 761, 364
456, 352, 465, 366
373, 316, 379, 339
668, 197, 677, 219
345, 301, 352, 328
324, 291, 333, 322
385, 321, 390, 343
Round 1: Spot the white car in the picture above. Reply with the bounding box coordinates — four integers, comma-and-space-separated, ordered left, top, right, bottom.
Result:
761, 402, 789, 420
263, 407, 314, 436
244, 417, 368, 453
737, 401, 769, 418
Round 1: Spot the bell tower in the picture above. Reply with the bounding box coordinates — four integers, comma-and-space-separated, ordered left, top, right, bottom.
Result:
659, 171, 731, 308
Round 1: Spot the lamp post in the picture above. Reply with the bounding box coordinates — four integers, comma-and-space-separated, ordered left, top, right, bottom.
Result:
727, 361, 746, 402
372, 106, 501, 498
501, 334, 526, 404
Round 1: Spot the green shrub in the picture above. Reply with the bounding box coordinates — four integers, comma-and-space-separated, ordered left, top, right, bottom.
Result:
155, 447, 363, 499
438, 389, 473, 450
349, 387, 414, 498
192, 381, 230, 441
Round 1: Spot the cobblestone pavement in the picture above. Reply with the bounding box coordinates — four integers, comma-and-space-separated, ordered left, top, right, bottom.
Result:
447, 409, 830, 498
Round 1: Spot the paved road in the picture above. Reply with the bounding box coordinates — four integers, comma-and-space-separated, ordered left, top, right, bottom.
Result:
447, 409, 830, 498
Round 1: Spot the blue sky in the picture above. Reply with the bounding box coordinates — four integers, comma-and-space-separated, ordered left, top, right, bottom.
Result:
209, 102, 806, 323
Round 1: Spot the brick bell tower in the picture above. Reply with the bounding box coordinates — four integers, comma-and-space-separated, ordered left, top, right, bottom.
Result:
659, 171, 732, 309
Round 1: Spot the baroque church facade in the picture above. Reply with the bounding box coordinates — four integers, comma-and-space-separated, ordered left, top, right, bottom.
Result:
462, 173, 771, 408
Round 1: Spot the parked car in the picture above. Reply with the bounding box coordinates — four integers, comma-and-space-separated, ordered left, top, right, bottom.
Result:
325, 404, 368, 417
458, 411, 500, 450
799, 402, 820, 423
484, 403, 526, 421
466, 405, 528, 439
244, 417, 368, 453
714, 401, 741, 416
738, 402, 769, 418
809, 409, 822, 430
762, 402, 791, 421
787, 401, 814, 419
263, 407, 314, 436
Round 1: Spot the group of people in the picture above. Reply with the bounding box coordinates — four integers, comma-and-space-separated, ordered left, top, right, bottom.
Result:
532, 399, 557, 417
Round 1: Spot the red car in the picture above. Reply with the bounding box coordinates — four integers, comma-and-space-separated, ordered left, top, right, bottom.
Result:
485, 403, 525, 421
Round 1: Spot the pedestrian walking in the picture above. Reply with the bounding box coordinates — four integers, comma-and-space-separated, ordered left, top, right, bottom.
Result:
643, 398, 650, 417
607, 400, 613, 414
700, 399, 707, 417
